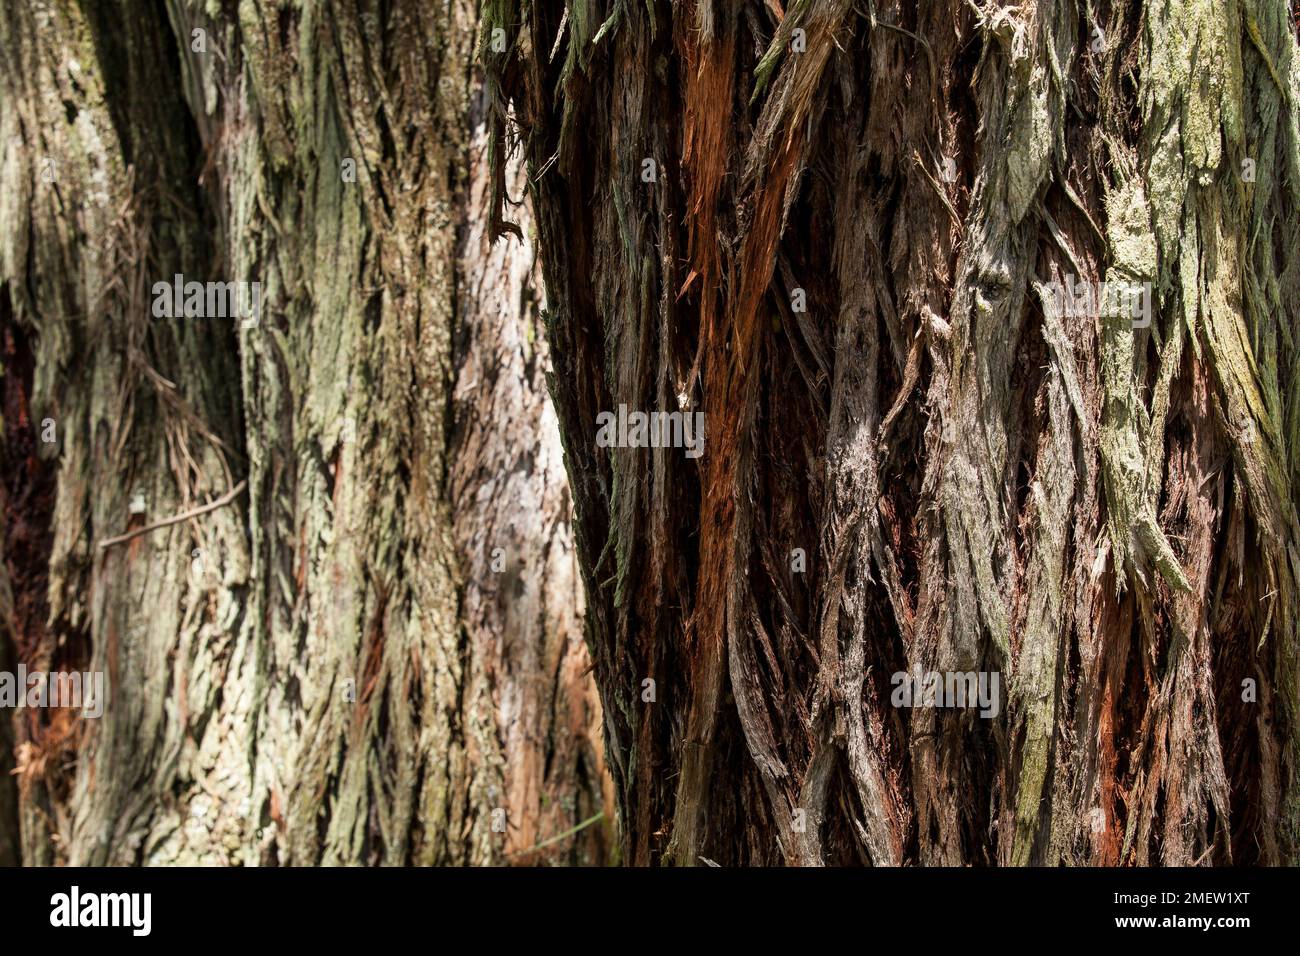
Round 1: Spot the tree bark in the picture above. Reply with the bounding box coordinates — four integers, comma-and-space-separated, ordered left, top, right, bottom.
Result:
0, 0, 607, 866
491, 0, 1300, 865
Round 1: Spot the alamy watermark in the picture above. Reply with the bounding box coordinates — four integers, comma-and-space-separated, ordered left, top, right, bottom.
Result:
1044, 275, 1151, 329
151, 274, 262, 328
595, 404, 705, 459
890, 668, 1001, 718
50, 886, 150, 936
0, 665, 104, 718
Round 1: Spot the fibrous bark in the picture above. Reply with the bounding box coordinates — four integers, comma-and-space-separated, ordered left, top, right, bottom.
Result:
490, 0, 1300, 865
0, 0, 607, 866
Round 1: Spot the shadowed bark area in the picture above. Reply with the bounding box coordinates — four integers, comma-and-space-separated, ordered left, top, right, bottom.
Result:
0, 0, 608, 866
1, 0, 243, 865
0, 315, 51, 867
490, 0, 1300, 865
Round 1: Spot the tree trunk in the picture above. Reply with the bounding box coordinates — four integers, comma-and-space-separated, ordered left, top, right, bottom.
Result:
491, 0, 1300, 865
0, 0, 608, 866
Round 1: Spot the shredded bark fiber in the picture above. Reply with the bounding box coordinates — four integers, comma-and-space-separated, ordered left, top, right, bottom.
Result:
489, 0, 1300, 865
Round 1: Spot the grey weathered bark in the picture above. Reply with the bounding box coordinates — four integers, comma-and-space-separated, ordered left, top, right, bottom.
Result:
0, 0, 607, 866
490, 0, 1300, 865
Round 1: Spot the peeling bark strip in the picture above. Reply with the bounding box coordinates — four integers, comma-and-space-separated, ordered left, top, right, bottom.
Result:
0, 2, 608, 865
492, 0, 1300, 865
